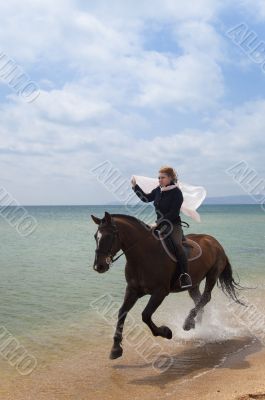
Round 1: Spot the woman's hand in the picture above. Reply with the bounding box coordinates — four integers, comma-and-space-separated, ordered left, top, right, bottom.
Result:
131, 176, 136, 188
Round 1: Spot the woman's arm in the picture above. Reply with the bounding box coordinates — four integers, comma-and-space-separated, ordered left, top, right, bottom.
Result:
132, 184, 157, 203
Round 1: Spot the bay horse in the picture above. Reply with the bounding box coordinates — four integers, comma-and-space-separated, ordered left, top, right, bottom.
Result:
91, 211, 244, 360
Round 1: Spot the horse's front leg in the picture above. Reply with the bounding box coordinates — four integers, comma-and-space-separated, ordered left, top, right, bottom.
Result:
110, 286, 139, 359
142, 288, 172, 339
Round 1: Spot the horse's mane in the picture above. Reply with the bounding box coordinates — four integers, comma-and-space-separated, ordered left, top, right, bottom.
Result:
108, 213, 151, 230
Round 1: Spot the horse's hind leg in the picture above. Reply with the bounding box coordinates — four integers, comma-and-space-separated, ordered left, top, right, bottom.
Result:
110, 286, 139, 359
188, 285, 204, 325
183, 275, 217, 331
142, 288, 172, 339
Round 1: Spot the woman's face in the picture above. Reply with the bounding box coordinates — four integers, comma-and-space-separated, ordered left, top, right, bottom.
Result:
158, 173, 171, 187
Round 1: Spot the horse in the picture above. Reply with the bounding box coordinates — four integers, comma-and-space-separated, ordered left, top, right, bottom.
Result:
91, 211, 244, 360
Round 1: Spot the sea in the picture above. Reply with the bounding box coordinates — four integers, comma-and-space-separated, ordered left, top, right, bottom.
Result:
0, 204, 265, 389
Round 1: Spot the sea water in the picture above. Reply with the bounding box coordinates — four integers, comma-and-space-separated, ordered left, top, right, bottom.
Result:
0, 205, 264, 375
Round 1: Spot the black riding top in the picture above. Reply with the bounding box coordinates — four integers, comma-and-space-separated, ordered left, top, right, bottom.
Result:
133, 181, 183, 227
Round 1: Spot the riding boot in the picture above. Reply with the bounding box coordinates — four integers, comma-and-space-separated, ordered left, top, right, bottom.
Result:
178, 251, 192, 288
161, 222, 193, 289
171, 230, 192, 289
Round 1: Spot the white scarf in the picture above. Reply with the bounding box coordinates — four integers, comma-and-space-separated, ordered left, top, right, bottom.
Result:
160, 184, 177, 191
132, 175, 207, 222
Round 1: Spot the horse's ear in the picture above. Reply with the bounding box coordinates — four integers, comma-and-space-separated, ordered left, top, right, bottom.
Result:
104, 211, 112, 225
91, 214, 101, 225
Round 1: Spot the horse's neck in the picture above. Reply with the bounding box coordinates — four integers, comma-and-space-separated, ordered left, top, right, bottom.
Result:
115, 218, 150, 253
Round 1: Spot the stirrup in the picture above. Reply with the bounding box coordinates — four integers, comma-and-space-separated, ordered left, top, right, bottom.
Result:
179, 273, 192, 288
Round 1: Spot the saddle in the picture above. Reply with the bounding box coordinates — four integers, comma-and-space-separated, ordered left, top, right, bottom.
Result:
152, 228, 202, 262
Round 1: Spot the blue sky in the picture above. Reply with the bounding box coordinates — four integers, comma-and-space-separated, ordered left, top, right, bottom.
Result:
0, 0, 265, 204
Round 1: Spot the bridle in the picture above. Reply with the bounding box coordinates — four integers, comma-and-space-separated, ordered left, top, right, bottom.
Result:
94, 221, 138, 268
94, 219, 190, 269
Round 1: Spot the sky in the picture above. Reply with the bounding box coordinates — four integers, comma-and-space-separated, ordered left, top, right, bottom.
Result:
0, 0, 265, 205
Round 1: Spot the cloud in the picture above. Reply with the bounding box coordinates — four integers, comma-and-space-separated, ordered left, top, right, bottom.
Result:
130, 52, 224, 110
239, 0, 265, 20
1, 89, 264, 201
0, 0, 226, 111
0, 0, 264, 204
85, 0, 223, 22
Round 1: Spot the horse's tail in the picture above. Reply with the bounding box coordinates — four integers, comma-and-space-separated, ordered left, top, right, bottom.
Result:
217, 256, 246, 306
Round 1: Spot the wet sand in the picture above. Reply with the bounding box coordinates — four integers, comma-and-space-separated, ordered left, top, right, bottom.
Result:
1, 335, 265, 400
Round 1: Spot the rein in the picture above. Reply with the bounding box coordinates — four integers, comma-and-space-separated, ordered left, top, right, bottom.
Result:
95, 218, 190, 267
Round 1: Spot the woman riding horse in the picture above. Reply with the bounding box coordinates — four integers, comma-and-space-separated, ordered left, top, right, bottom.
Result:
131, 165, 192, 288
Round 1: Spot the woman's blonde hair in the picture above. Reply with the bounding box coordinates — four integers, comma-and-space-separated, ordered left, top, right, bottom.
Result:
159, 165, 178, 183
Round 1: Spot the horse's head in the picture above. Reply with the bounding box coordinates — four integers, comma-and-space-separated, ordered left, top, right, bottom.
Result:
91, 211, 121, 273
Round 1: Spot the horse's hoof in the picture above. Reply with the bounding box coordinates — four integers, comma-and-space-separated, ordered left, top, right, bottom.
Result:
109, 345, 123, 360
183, 319, 195, 331
160, 325, 172, 339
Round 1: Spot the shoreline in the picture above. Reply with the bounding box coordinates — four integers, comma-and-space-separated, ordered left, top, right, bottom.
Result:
1, 335, 265, 400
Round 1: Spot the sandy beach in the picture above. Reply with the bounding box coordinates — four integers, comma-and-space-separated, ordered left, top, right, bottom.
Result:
1, 334, 265, 400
